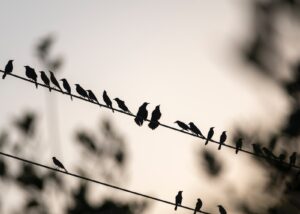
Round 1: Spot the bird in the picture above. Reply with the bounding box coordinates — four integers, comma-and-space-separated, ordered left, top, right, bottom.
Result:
278, 153, 286, 162
24, 66, 38, 88
148, 105, 161, 130
103, 90, 114, 112
134, 102, 149, 126
87, 90, 100, 106
290, 152, 297, 166
2, 60, 13, 79
175, 191, 183, 211
174, 121, 190, 131
235, 138, 243, 154
218, 131, 227, 150
60, 78, 72, 100
49, 71, 62, 91
262, 147, 277, 159
205, 127, 214, 145
252, 144, 263, 155
189, 122, 204, 138
114, 98, 132, 114
52, 157, 68, 173
75, 84, 89, 99
218, 205, 227, 214
194, 198, 203, 214
40, 71, 51, 92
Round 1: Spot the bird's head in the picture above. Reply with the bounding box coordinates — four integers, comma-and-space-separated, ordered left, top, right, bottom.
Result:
179, 191, 183, 193
9, 60, 14, 63
143, 102, 150, 106
197, 198, 201, 201
52, 157, 56, 160
60, 78, 66, 82
24, 65, 29, 68
211, 127, 215, 130
174, 121, 179, 124
103, 90, 107, 94
49, 70, 54, 74
188, 122, 193, 126
75, 84, 79, 86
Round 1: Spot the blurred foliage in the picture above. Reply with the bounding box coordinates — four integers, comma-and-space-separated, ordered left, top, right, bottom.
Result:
0, 35, 148, 214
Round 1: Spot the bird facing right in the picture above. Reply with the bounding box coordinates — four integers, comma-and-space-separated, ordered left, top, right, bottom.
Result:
174, 191, 183, 211
205, 127, 214, 145
24, 65, 38, 88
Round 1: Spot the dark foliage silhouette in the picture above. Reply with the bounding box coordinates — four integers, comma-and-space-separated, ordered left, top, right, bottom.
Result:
174, 191, 183, 211
134, 102, 149, 126
189, 122, 204, 138
205, 127, 214, 145
60, 78, 72, 100
148, 105, 161, 130
24, 65, 38, 88
40, 71, 51, 91
114, 98, 132, 114
103, 90, 114, 113
194, 198, 203, 214
218, 131, 227, 150
174, 120, 189, 131
2, 60, 13, 79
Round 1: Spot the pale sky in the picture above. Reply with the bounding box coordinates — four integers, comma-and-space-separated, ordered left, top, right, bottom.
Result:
0, 1, 291, 213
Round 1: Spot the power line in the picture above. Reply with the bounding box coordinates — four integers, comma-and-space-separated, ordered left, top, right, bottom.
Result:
1, 70, 299, 170
0, 151, 211, 214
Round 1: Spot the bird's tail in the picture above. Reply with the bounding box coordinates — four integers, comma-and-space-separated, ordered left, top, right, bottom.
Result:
35, 81, 38, 89
194, 210, 196, 214
205, 139, 209, 145
2, 73, 6, 79
218, 144, 222, 150
148, 121, 159, 130
111, 107, 114, 113
134, 117, 143, 126
235, 148, 239, 154
70, 94, 73, 101
64, 168, 68, 173
174, 204, 177, 211
49, 86, 51, 92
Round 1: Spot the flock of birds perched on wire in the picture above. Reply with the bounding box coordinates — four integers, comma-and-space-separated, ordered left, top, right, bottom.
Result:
2, 59, 300, 213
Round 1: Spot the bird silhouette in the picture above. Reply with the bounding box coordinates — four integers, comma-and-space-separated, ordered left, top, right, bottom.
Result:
290, 152, 297, 166
175, 191, 183, 211
87, 90, 100, 106
262, 147, 277, 159
235, 138, 243, 154
114, 98, 131, 113
103, 90, 114, 112
174, 121, 190, 131
278, 153, 286, 162
60, 79, 72, 100
194, 198, 203, 214
40, 71, 51, 92
252, 144, 263, 155
218, 205, 227, 214
52, 157, 68, 172
24, 66, 38, 88
148, 105, 161, 130
49, 71, 62, 91
205, 127, 214, 145
218, 131, 227, 150
134, 102, 149, 126
75, 84, 89, 99
189, 122, 204, 138
2, 60, 13, 79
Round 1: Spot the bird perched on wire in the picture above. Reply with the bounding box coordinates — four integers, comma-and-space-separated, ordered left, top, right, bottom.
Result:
75, 84, 89, 99
174, 121, 190, 131
24, 66, 38, 88
235, 138, 243, 154
2, 60, 13, 79
262, 147, 277, 159
114, 98, 132, 114
60, 78, 72, 100
174, 191, 183, 211
87, 90, 100, 106
103, 90, 114, 112
218, 131, 227, 150
49, 71, 62, 91
189, 122, 204, 138
40, 71, 51, 92
218, 205, 227, 214
52, 157, 68, 173
134, 102, 149, 126
194, 198, 203, 214
205, 127, 214, 145
148, 105, 161, 130
290, 152, 297, 166
252, 144, 263, 156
